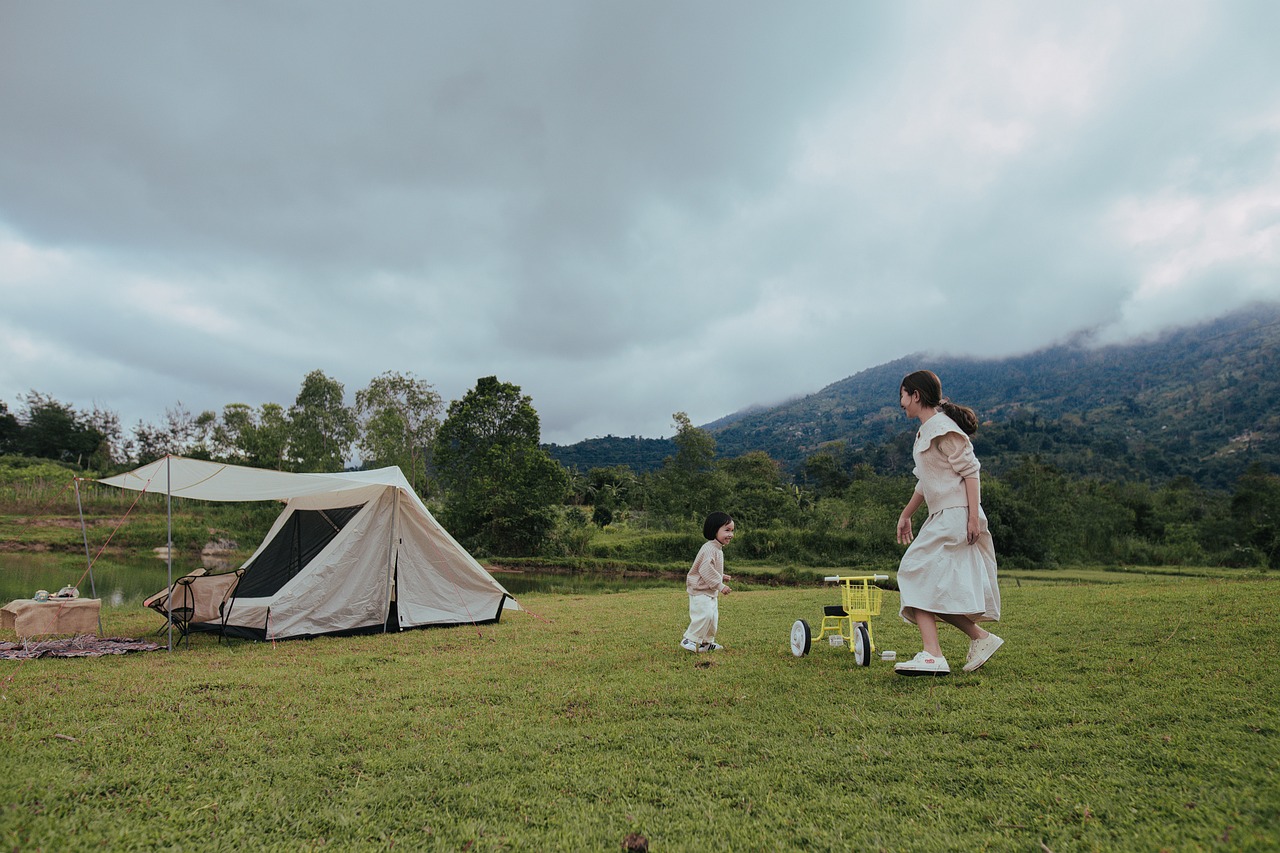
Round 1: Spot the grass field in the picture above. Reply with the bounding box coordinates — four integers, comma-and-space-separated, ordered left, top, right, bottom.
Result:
1, 575, 1277, 851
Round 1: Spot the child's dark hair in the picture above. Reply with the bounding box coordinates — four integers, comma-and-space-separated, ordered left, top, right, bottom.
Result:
703, 511, 733, 540
901, 370, 979, 435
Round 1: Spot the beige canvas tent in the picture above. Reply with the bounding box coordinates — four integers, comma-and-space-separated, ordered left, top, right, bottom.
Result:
102, 456, 518, 640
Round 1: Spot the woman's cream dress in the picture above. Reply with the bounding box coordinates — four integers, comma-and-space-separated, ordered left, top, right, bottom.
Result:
897, 412, 1000, 624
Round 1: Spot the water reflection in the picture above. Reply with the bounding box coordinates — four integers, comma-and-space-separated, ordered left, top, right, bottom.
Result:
0, 551, 196, 607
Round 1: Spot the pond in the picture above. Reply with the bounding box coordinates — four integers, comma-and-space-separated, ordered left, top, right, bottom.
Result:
0, 551, 685, 610
0, 551, 185, 608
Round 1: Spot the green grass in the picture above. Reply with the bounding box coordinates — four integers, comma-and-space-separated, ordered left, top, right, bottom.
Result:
2, 577, 1277, 851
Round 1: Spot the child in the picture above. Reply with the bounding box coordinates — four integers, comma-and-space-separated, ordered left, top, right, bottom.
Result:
893, 370, 1002, 676
681, 511, 734, 653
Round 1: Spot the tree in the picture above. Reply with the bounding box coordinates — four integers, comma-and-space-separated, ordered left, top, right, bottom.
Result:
648, 412, 729, 521
210, 402, 257, 464
1229, 463, 1280, 568
85, 405, 125, 470
288, 370, 357, 472
255, 403, 291, 471
433, 376, 569, 554
355, 371, 442, 495
0, 401, 18, 455
209, 402, 290, 469
15, 392, 105, 466
582, 465, 641, 527
127, 402, 215, 464
801, 443, 853, 498
128, 421, 169, 466
720, 450, 805, 528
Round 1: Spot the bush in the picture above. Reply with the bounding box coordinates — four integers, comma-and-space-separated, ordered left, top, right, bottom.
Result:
544, 507, 595, 558
0, 456, 83, 483
576, 526, 900, 568
587, 532, 699, 563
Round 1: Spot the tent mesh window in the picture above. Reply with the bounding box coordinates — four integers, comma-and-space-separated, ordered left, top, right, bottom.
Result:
234, 504, 365, 598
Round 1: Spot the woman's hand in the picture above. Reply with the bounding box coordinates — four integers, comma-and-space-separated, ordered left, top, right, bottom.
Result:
966, 515, 981, 545
897, 493, 924, 545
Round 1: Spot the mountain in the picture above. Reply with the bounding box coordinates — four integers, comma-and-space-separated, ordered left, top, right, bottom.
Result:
542, 434, 676, 474
548, 303, 1280, 488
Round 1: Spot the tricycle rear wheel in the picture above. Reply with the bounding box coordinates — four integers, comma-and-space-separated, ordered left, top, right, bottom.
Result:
790, 619, 811, 657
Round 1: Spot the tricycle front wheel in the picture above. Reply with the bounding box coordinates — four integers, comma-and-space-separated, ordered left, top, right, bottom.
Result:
790, 619, 811, 657
853, 623, 871, 666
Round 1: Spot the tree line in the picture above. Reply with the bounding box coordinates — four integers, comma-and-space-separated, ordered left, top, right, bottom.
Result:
563, 414, 1280, 571
2, 370, 440, 483
3, 372, 1278, 568
1, 371, 566, 557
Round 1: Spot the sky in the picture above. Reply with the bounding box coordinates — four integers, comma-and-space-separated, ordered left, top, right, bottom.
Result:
2, 1, 1279, 448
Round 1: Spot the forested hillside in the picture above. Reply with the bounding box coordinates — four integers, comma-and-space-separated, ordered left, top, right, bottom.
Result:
542, 435, 675, 474
550, 304, 1280, 490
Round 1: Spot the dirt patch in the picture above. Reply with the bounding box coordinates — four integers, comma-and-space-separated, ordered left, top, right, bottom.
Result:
0, 541, 49, 552
12, 516, 125, 530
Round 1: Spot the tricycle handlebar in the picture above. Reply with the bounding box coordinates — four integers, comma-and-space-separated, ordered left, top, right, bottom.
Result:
823, 574, 890, 582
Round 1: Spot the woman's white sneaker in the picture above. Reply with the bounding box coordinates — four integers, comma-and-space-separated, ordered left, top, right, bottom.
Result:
963, 633, 1004, 672
894, 651, 950, 676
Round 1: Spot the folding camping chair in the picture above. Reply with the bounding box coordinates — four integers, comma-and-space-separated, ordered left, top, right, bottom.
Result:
144, 571, 201, 647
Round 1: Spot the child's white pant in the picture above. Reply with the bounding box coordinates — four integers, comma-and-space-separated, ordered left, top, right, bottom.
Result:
683, 593, 719, 645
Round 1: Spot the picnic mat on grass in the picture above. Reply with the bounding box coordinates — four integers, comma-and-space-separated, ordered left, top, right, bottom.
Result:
0, 635, 163, 660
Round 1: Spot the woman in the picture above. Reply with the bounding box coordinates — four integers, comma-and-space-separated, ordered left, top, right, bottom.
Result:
893, 370, 1002, 675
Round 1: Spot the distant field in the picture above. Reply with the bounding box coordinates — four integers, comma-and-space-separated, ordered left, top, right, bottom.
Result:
1, 574, 1276, 851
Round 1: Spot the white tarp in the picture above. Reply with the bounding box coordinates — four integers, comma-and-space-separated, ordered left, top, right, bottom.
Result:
99, 455, 416, 502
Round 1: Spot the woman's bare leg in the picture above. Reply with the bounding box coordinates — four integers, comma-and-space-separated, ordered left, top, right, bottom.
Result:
916, 611, 943, 656
939, 612, 989, 641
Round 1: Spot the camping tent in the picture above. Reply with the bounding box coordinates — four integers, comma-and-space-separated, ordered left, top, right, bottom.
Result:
101, 456, 518, 640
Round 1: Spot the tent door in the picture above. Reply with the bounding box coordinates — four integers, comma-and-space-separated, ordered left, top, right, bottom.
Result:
384, 553, 399, 632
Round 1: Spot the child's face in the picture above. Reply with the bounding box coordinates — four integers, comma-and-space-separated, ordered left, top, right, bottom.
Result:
716, 521, 735, 546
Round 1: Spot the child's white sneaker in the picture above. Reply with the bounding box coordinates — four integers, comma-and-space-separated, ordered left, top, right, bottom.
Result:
894, 650, 950, 676
680, 638, 702, 653
963, 633, 1004, 672
701, 641, 723, 651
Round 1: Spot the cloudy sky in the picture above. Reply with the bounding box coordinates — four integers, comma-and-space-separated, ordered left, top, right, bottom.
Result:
2, 1, 1278, 447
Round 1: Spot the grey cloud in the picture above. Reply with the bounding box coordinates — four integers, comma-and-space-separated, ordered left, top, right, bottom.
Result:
1, 2, 1278, 446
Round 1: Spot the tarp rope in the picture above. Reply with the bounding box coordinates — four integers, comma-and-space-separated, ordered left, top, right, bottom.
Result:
28, 475, 78, 519
17, 474, 147, 634
27, 473, 155, 633
70, 474, 155, 590
17, 477, 97, 624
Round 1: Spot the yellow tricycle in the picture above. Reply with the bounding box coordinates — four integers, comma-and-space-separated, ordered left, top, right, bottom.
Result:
789, 574, 888, 666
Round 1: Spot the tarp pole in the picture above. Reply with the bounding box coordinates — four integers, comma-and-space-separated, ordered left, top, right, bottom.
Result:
165, 455, 174, 652
73, 477, 102, 635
